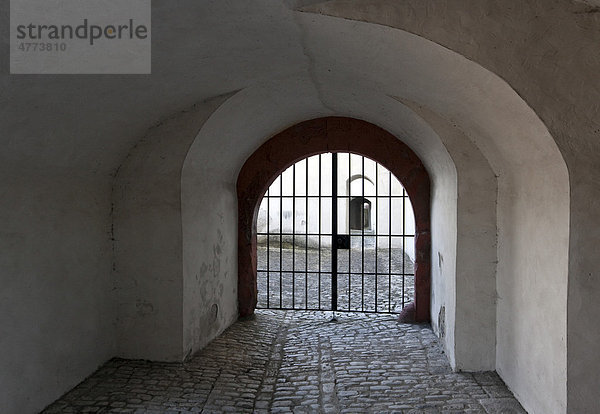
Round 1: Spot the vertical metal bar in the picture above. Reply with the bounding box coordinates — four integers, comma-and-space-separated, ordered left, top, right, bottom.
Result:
292, 164, 296, 309
280, 173, 283, 308
402, 186, 406, 309
361, 156, 365, 312
375, 163, 378, 312
318, 154, 322, 310
388, 170, 392, 312
266, 188, 270, 308
347, 153, 351, 311
305, 159, 309, 310
331, 152, 338, 313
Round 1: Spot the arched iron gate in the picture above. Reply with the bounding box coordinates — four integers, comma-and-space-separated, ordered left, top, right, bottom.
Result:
256, 152, 415, 314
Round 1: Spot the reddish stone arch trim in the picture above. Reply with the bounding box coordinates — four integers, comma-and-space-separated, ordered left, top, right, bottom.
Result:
237, 117, 431, 322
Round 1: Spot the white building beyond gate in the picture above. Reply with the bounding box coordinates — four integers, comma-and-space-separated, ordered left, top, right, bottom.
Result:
257, 153, 415, 260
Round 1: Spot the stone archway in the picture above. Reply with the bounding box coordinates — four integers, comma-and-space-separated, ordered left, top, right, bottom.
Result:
237, 117, 431, 322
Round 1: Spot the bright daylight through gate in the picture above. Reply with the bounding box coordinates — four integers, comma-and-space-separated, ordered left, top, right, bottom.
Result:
256, 152, 415, 313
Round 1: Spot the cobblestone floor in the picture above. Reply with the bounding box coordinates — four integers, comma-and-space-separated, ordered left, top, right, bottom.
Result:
257, 246, 415, 313
43, 311, 525, 414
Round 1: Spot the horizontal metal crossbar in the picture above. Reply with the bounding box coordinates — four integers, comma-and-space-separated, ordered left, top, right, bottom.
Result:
257, 233, 415, 237
257, 270, 415, 276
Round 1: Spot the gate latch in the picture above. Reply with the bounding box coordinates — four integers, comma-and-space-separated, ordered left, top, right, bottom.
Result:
335, 235, 351, 249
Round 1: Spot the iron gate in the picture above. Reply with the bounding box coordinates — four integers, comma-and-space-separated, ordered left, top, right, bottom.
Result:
256, 152, 415, 313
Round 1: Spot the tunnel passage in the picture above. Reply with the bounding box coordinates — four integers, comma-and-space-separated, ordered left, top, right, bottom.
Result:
237, 117, 431, 321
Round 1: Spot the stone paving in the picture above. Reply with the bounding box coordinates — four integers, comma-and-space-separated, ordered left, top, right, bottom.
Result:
43, 311, 526, 414
257, 246, 414, 313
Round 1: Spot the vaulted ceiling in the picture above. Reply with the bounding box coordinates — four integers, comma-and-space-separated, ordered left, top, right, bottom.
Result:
1, 0, 598, 177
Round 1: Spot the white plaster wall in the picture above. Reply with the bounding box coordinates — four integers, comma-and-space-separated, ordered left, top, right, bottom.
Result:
567, 160, 600, 414
441, 76, 569, 413
453, 142, 497, 371
429, 160, 458, 368
181, 160, 239, 357
495, 164, 569, 414
404, 103, 497, 371
113, 95, 231, 361
0, 171, 115, 414
180, 94, 253, 357
181, 79, 329, 358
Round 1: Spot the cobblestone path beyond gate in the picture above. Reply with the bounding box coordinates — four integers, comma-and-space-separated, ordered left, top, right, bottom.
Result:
257, 246, 415, 313
43, 311, 526, 413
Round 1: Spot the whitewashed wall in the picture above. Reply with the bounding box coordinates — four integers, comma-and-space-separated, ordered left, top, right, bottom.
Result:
257, 153, 416, 260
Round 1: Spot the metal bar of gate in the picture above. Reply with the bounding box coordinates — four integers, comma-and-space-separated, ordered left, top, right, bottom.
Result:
361, 155, 365, 312
266, 188, 270, 308
375, 163, 378, 312
305, 160, 309, 309
347, 154, 351, 311
318, 155, 322, 310
279, 175, 283, 308
388, 171, 392, 312
292, 164, 296, 308
331, 153, 338, 312
402, 187, 407, 309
